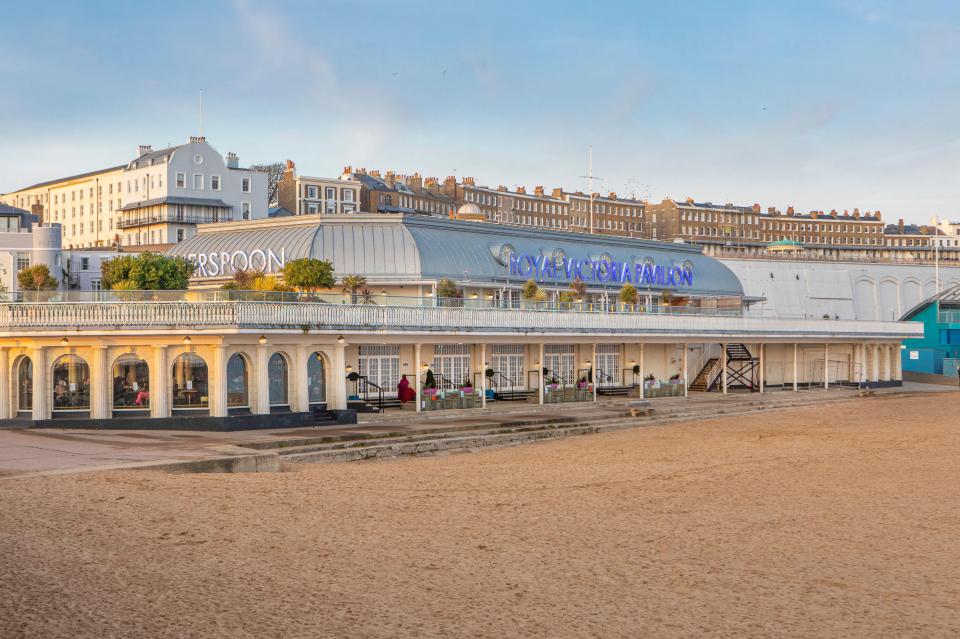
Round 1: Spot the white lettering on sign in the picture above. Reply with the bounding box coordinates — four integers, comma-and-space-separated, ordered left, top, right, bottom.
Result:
909, 351, 919, 360
187, 248, 286, 278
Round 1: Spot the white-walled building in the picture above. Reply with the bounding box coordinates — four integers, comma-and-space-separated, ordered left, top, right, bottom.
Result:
1, 137, 268, 249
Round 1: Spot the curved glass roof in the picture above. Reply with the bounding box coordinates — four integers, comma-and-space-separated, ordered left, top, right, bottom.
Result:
168, 215, 745, 297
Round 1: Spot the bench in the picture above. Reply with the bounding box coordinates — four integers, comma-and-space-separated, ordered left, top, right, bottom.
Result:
625, 399, 653, 417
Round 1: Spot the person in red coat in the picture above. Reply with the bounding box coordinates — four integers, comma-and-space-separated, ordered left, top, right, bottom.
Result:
397, 374, 416, 403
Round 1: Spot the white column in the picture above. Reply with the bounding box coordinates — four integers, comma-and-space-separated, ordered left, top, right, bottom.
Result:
255, 343, 270, 414
721, 343, 728, 394
881, 344, 891, 382
538, 343, 544, 405
894, 344, 903, 381
151, 345, 168, 418
592, 343, 598, 402
292, 345, 309, 413
871, 344, 880, 383
329, 343, 347, 411
31, 346, 48, 421
824, 343, 830, 390
415, 343, 422, 413
682, 343, 688, 398
0, 348, 9, 420
480, 343, 487, 409
859, 344, 867, 385
792, 343, 798, 392
758, 343, 764, 394
90, 345, 110, 419
210, 344, 228, 418
639, 343, 645, 399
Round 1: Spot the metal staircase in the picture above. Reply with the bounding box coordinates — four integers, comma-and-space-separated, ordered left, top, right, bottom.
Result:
689, 344, 759, 392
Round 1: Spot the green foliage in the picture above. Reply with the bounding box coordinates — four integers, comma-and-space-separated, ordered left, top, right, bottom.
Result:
661, 289, 673, 305
17, 264, 58, 291
435, 278, 460, 299
283, 258, 335, 291
21, 264, 57, 291
341, 275, 368, 295
221, 269, 258, 290
251, 274, 290, 291
424, 368, 437, 389
521, 279, 546, 301
558, 291, 576, 303
101, 253, 194, 291
485, 368, 495, 378
619, 283, 639, 305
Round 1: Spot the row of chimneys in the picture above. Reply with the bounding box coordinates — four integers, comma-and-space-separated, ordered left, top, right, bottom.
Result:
746, 202, 881, 221
341, 166, 630, 201
338, 166, 884, 218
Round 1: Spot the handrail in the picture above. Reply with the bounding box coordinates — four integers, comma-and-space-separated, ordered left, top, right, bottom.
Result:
595, 368, 616, 386
358, 376, 384, 413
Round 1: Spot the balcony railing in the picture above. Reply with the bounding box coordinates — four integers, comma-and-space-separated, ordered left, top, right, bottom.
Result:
118, 214, 232, 229
0, 293, 923, 340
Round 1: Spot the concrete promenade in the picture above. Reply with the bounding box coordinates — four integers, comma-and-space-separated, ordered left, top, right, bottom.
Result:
0, 383, 952, 477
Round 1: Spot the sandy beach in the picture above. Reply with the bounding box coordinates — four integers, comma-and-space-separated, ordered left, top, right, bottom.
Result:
2, 393, 959, 638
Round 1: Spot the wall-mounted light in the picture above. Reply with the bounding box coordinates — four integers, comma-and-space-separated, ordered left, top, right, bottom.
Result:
345, 365, 353, 374
337, 335, 345, 344
60, 337, 69, 347
629, 360, 636, 367
380, 289, 387, 296
258, 335, 267, 345
471, 293, 479, 299
585, 360, 592, 366
182, 336, 192, 345
426, 291, 434, 297
422, 362, 429, 370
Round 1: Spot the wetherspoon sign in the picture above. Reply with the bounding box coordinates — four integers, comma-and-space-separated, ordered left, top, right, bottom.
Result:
508, 253, 694, 287
188, 248, 286, 277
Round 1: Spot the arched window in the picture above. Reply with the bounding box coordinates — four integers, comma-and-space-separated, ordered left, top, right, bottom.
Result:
307, 352, 326, 404
52, 354, 90, 412
171, 353, 208, 410
16, 356, 32, 414
268, 352, 288, 407
227, 353, 249, 408
112, 354, 150, 412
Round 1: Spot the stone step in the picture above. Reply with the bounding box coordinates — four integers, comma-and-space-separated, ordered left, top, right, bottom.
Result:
279, 394, 863, 465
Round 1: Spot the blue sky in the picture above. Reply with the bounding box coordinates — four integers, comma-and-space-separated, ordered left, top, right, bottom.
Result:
1, 0, 958, 223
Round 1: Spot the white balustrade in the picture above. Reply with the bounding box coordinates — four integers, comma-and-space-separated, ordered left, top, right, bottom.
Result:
0, 300, 923, 340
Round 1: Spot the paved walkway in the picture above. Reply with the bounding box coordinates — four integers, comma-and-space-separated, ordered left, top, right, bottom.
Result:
0, 384, 952, 477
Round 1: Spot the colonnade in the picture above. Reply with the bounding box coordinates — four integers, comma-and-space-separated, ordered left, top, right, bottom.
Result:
0, 338, 905, 423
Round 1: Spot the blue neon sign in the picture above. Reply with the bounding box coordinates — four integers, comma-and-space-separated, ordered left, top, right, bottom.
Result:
508, 254, 694, 287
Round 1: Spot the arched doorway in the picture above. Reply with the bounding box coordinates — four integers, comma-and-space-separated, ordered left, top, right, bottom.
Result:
308, 352, 326, 406
52, 354, 91, 416
227, 353, 250, 412
15, 356, 32, 416
171, 353, 208, 414
112, 354, 150, 416
268, 352, 289, 411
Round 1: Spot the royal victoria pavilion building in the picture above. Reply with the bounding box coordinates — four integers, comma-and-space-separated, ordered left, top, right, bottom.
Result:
0, 214, 919, 429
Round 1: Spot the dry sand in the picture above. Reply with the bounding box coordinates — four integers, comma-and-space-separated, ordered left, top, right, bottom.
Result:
2, 393, 959, 638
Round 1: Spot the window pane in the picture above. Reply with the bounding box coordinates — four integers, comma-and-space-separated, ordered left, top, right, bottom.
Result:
53, 355, 90, 411
112, 355, 150, 410
308, 353, 326, 404
268, 353, 288, 405
172, 353, 208, 408
227, 354, 249, 407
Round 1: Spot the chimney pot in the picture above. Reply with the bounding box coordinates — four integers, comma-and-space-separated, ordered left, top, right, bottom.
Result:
534, 185, 544, 197
137, 144, 152, 157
